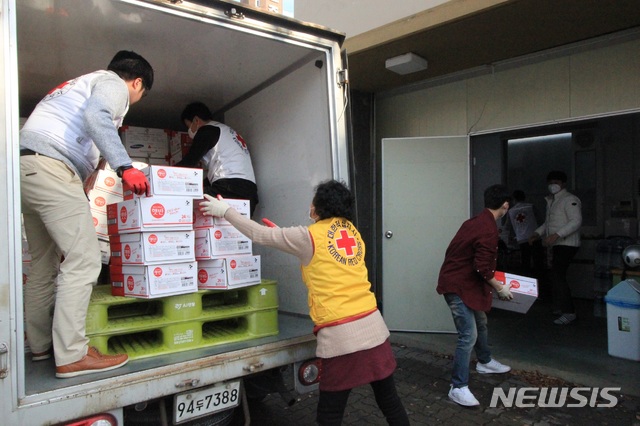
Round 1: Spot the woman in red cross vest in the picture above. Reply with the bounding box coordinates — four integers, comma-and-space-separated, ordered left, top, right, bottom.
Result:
200, 179, 410, 425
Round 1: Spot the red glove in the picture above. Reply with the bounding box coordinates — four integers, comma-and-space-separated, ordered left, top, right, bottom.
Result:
261, 218, 278, 228
121, 168, 150, 196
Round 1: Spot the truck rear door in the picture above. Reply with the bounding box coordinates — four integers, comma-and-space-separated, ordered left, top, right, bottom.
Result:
1, 0, 349, 423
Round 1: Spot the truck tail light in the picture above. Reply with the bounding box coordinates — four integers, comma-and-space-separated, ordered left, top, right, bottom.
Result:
298, 358, 322, 386
63, 413, 117, 426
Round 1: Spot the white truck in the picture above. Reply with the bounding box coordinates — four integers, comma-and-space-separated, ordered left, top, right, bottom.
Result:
0, 0, 351, 424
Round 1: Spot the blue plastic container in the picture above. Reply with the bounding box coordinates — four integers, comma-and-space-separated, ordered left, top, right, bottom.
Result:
605, 279, 640, 361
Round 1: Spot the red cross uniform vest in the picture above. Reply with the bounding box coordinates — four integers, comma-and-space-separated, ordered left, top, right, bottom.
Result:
201, 121, 256, 184
301, 217, 377, 326
21, 70, 128, 173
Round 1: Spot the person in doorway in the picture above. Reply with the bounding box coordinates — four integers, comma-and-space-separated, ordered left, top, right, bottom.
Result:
20, 50, 154, 377
200, 180, 410, 426
505, 190, 544, 276
436, 184, 514, 407
176, 101, 259, 217
528, 171, 582, 325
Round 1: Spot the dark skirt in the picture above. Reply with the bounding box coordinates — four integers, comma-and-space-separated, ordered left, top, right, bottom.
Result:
319, 339, 396, 391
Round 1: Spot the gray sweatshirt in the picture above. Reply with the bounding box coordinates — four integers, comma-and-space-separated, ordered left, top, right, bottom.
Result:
20, 70, 133, 181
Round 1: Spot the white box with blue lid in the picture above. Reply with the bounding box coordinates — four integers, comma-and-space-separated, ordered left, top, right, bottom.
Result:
605, 279, 640, 361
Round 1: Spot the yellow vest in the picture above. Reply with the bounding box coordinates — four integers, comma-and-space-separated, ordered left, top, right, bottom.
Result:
301, 218, 377, 325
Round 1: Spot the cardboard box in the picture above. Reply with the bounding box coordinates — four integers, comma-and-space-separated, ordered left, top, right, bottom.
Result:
120, 126, 169, 158
110, 261, 198, 298
142, 165, 203, 198
168, 130, 181, 154
605, 218, 638, 238
180, 132, 193, 156
193, 198, 251, 228
92, 209, 110, 239
87, 169, 122, 197
110, 231, 195, 265
98, 239, 110, 265
168, 149, 183, 166
491, 271, 538, 313
88, 188, 123, 213
195, 227, 252, 259
197, 255, 261, 289
197, 259, 226, 289
107, 196, 194, 235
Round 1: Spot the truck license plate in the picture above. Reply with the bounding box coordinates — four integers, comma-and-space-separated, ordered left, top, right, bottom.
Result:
174, 381, 241, 424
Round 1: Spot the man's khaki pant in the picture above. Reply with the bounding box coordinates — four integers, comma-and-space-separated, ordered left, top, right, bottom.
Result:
20, 154, 101, 366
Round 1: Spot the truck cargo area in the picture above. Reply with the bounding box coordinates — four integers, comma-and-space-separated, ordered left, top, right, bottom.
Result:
3, 0, 349, 423
25, 312, 314, 394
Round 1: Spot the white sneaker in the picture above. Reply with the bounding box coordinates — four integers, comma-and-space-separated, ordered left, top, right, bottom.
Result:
476, 359, 511, 374
448, 385, 480, 406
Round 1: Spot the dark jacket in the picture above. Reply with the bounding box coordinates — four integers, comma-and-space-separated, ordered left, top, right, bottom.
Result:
436, 208, 499, 311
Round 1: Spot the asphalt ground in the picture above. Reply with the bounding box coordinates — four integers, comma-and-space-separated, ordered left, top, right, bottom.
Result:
243, 341, 640, 425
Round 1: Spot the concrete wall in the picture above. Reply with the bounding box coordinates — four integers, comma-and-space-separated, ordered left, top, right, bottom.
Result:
374, 36, 640, 300
294, 0, 449, 37
376, 37, 640, 139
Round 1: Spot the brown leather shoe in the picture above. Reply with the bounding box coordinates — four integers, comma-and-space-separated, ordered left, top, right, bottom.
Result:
56, 347, 128, 378
31, 347, 53, 362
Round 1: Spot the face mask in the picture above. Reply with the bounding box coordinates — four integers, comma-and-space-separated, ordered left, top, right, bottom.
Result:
187, 124, 197, 140
308, 208, 315, 223
548, 184, 561, 195
187, 119, 199, 139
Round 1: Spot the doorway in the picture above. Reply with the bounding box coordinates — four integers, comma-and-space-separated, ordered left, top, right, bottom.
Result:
471, 112, 640, 315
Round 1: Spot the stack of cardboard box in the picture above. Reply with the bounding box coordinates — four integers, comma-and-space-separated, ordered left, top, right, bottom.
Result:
120, 125, 173, 165
193, 198, 262, 290
85, 163, 125, 264
106, 165, 204, 298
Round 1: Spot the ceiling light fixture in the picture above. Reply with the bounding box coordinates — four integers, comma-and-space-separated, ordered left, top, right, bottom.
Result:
385, 52, 428, 75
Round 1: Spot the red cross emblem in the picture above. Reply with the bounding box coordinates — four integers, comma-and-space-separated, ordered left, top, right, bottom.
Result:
335, 229, 357, 256
516, 212, 526, 223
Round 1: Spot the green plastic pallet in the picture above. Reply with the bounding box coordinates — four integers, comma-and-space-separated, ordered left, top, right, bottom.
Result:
86, 280, 278, 335
89, 308, 279, 360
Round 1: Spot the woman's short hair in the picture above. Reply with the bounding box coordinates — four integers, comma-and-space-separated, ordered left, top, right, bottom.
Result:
312, 180, 354, 222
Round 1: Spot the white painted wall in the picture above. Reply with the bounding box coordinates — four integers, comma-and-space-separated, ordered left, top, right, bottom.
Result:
375, 37, 640, 222
376, 38, 640, 139
375, 37, 640, 300
294, 0, 449, 37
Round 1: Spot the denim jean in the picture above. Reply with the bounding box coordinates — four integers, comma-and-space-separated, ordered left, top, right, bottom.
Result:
444, 293, 492, 388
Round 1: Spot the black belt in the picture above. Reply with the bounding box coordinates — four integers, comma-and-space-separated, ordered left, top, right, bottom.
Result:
20, 149, 37, 156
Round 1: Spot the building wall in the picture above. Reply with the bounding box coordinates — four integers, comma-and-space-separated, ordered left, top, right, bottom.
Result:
376, 37, 640, 139
374, 36, 640, 300
375, 36, 640, 228
233, 0, 290, 16
294, 0, 449, 37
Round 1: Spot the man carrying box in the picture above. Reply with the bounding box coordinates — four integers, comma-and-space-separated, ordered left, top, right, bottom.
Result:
436, 184, 514, 407
176, 101, 259, 217
20, 51, 153, 378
